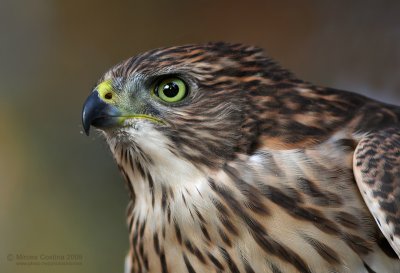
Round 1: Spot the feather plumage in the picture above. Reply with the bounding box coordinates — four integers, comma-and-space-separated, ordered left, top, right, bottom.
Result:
82, 42, 400, 273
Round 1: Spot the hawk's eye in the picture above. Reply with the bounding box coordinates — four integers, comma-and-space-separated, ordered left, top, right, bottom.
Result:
154, 78, 187, 103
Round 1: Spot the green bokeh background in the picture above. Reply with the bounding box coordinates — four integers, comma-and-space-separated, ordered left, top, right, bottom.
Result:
1, 1, 399, 272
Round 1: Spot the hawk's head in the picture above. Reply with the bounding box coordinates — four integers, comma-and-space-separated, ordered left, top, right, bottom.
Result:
82, 42, 292, 169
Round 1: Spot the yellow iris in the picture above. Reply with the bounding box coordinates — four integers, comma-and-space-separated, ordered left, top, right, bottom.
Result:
155, 78, 187, 103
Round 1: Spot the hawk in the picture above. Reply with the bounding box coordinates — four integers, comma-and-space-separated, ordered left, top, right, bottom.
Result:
82, 42, 400, 273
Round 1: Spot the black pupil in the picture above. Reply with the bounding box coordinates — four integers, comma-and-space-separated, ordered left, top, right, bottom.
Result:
162, 82, 179, 97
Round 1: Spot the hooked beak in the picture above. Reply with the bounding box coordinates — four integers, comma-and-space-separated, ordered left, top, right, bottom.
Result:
81, 91, 122, 136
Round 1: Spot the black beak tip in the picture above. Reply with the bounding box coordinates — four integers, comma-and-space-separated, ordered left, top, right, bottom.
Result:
82, 114, 91, 136
82, 91, 100, 136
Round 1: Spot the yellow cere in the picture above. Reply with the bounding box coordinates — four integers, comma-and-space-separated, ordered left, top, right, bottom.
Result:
96, 80, 118, 104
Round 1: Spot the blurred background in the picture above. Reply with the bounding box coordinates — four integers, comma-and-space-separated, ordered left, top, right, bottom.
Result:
1, 0, 399, 272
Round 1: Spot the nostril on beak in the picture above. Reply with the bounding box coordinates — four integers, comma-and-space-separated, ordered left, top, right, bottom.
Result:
104, 92, 113, 100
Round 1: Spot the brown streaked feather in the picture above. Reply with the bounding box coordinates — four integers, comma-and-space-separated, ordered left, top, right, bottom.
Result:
85, 42, 400, 273
354, 127, 400, 257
